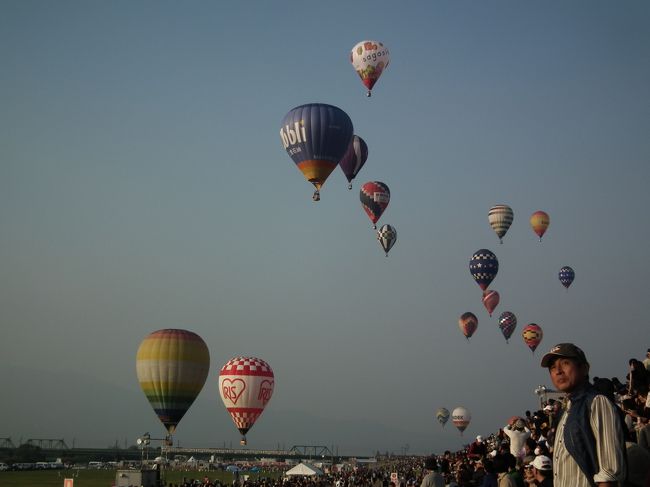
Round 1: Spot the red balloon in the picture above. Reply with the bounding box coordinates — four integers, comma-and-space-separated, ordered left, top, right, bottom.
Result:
482, 290, 500, 317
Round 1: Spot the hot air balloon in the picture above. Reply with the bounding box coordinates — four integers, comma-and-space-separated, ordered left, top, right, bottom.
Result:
469, 249, 499, 291
459, 312, 478, 340
559, 266, 575, 289
136, 329, 210, 436
498, 311, 517, 343
522, 324, 543, 353
530, 211, 550, 241
350, 40, 390, 97
219, 356, 274, 446
488, 205, 514, 244
360, 181, 390, 229
436, 407, 450, 427
452, 406, 471, 435
377, 224, 397, 256
482, 289, 500, 317
280, 103, 353, 201
339, 135, 368, 189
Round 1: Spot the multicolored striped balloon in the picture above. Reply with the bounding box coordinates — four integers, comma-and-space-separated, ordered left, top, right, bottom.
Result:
522, 323, 543, 353
339, 135, 368, 189
360, 181, 390, 229
136, 329, 210, 435
219, 356, 274, 445
488, 205, 514, 244
559, 266, 575, 289
498, 311, 517, 342
482, 289, 500, 317
469, 249, 499, 291
377, 224, 397, 256
530, 211, 550, 241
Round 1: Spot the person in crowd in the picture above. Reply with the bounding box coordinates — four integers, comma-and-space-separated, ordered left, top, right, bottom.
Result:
643, 349, 650, 373
526, 456, 553, 487
493, 454, 516, 487
468, 436, 488, 460
419, 456, 444, 487
540, 342, 626, 487
628, 358, 649, 395
478, 459, 497, 487
503, 419, 531, 460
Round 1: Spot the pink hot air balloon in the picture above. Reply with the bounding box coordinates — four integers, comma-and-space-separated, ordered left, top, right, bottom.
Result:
522, 324, 543, 353
219, 356, 274, 445
481, 290, 500, 317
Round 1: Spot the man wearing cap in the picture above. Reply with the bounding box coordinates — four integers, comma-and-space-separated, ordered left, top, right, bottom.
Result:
468, 435, 488, 459
420, 456, 444, 487
527, 456, 553, 487
540, 343, 626, 487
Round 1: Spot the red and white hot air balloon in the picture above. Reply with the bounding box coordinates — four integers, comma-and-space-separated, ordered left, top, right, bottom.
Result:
452, 406, 471, 435
219, 356, 274, 445
482, 290, 500, 317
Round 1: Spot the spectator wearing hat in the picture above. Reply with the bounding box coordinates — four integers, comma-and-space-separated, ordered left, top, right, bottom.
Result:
541, 342, 626, 487
420, 457, 444, 487
527, 456, 553, 487
503, 419, 531, 459
469, 435, 488, 460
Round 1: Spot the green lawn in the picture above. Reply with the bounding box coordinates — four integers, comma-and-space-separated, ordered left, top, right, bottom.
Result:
0, 469, 272, 487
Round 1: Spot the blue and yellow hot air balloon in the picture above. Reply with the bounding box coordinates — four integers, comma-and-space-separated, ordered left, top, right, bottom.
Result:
136, 329, 210, 435
280, 103, 353, 201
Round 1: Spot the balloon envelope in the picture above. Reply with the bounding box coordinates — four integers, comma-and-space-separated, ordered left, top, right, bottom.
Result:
459, 312, 478, 340
219, 356, 274, 444
436, 407, 450, 426
339, 135, 368, 188
522, 323, 543, 353
482, 289, 500, 317
469, 249, 499, 291
452, 407, 471, 434
559, 266, 575, 289
360, 181, 390, 228
136, 329, 210, 435
280, 103, 353, 199
377, 224, 397, 256
350, 40, 390, 96
530, 211, 550, 241
498, 311, 517, 342
488, 205, 514, 243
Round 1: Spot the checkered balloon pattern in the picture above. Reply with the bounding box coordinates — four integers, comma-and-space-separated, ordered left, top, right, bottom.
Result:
559, 266, 575, 289
360, 181, 390, 228
469, 249, 499, 291
377, 224, 397, 256
498, 311, 517, 342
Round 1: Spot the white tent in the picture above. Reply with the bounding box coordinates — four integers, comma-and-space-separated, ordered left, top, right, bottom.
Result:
285, 463, 324, 477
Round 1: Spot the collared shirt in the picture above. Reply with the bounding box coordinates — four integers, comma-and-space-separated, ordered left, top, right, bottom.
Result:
553, 394, 625, 487
419, 471, 444, 487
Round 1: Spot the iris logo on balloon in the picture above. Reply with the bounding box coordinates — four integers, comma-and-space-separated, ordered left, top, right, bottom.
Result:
222, 379, 246, 404
258, 380, 274, 405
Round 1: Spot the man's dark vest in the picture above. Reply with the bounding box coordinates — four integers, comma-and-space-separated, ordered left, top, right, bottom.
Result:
563, 383, 600, 485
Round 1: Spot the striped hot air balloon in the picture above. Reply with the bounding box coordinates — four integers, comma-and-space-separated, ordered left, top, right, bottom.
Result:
482, 289, 500, 317
219, 356, 274, 446
136, 329, 210, 435
488, 205, 514, 244
339, 135, 368, 190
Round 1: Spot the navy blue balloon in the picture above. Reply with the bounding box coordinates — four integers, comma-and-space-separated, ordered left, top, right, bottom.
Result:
280, 103, 353, 199
469, 249, 499, 291
559, 266, 575, 289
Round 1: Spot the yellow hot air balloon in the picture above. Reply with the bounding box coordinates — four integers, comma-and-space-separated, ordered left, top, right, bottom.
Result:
136, 329, 210, 435
530, 211, 550, 242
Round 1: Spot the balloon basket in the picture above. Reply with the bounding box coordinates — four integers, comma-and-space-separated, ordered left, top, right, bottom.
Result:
312, 190, 320, 202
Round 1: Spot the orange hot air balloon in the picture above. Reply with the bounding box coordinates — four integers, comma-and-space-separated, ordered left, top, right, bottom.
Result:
522, 323, 543, 353
482, 290, 500, 317
530, 211, 550, 241
458, 312, 478, 340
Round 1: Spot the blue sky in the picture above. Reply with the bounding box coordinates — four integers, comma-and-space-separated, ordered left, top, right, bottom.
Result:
1, 1, 649, 455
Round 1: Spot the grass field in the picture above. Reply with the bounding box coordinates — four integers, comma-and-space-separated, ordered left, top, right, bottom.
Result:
0, 469, 271, 487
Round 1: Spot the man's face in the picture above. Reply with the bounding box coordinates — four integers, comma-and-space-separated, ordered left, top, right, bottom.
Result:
548, 357, 589, 393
